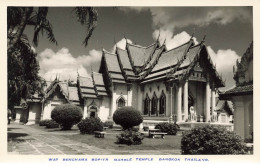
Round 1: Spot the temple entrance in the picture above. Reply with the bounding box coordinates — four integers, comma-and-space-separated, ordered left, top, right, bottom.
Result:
188, 94, 195, 121
89, 106, 97, 118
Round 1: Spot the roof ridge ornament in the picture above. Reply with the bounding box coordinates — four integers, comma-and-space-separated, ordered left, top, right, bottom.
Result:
202, 35, 207, 43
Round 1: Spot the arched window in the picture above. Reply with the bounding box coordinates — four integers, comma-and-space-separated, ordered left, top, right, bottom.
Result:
151, 93, 158, 116
117, 97, 126, 109
144, 94, 150, 115
159, 91, 166, 115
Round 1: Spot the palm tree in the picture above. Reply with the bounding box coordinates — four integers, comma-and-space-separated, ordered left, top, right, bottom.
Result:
7, 7, 98, 110
8, 7, 98, 50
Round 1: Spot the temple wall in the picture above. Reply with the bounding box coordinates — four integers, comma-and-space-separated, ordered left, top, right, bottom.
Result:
143, 81, 167, 116
99, 96, 110, 121
111, 83, 128, 115
42, 99, 66, 120
131, 83, 139, 110
189, 81, 205, 117
232, 95, 253, 139
27, 103, 42, 125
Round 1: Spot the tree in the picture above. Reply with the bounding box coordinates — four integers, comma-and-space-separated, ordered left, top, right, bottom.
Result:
7, 7, 98, 110
8, 39, 44, 109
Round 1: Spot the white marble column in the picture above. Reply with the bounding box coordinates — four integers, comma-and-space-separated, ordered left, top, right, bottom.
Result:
169, 86, 173, 123
205, 80, 211, 122
83, 99, 88, 118
127, 85, 132, 106
211, 88, 216, 121
177, 84, 182, 122
183, 81, 188, 121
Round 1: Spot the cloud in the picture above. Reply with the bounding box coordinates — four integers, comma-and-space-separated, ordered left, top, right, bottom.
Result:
39, 47, 101, 81
121, 7, 252, 31
153, 30, 199, 50
111, 38, 133, 53
207, 46, 240, 89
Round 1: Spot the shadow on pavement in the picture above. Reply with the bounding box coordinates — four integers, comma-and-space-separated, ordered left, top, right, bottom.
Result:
8, 128, 21, 131
8, 132, 28, 142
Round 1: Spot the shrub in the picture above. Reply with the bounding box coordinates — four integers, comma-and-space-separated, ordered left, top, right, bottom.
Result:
77, 117, 104, 134
113, 106, 143, 130
104, 120, 114, 129
155, 122, 180, 135
51, 104, 83, 130
181, 125, 247, 154
45, 120, 59, 128
116, 129, 144, 145
39, 120, 51, 126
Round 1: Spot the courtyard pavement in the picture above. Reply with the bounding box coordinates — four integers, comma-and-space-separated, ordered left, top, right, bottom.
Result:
8, 122, 181, 155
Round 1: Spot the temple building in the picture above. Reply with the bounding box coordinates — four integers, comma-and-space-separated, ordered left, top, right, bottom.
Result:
220, 42, 253, 139
15, 36, 234, 128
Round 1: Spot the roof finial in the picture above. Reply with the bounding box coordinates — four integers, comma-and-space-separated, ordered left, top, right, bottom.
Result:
162, 38, 166, 45
114, 36, 117, 46
77, 68, 79, 77
157, 30, 161, 41
55, 73, 58, 81
124, 34, 128, 43
202, 35, 207, 42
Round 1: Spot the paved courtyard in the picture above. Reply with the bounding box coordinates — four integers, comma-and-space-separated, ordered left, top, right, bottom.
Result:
8, 123, 181, 155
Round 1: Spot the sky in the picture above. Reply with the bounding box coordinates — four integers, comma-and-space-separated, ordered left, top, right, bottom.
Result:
24, 7, 253, 90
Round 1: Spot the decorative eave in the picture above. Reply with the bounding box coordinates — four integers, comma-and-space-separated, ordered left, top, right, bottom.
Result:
115, 47, 129, 82
176, 42, 204, 83
137, 41, 159, 74
126, 42, 139, 75
202, 45, 225, 87
44, 81, 70, 103
138, 44, 166, 81
91, 71, 100, 97
166, 38, 195, 81
100, 49, 113, 87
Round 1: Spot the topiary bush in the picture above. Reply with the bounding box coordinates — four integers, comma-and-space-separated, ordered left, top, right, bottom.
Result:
117, 129, 144, 145
155, 122, 180, 135
181, 125, 247, 154
45, 120, 60, 128
51, 104, 83, 130
104, 120, 114, 129
39, 119, 51, 126
77, 117, 104, 134
113, 106, 143, 130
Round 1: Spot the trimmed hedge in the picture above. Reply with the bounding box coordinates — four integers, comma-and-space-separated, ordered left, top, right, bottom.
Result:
113, 106, 143, 129
104, 120, 114, 129
39, 119, 59, 128
46, 120, 59, 128
77, 117, 104, 134
51, 104, 83, 130
181, 125, 247, 154
155, 122, 180, 135
39, 120, 51, 126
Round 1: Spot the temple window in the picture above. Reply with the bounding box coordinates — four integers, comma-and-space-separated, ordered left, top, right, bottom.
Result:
159, 91, 166, 115
151, 93, 158, 116
117, 97, 126, 109
144, 94, 150, 115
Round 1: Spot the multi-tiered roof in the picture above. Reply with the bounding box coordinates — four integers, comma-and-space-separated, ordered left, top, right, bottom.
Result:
99, 37, 224, 87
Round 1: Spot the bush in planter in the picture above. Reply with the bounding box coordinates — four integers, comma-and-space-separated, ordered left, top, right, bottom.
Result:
113, 106, 143, 145
77, 117, 104, 134
113, 106, 143, 130
51, 104, 83, 130
45, 120, 59, 128
181, 125, 247, 154
155, 122, 180, 135
117, 129, 144, 145
103, 120, 114, 129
